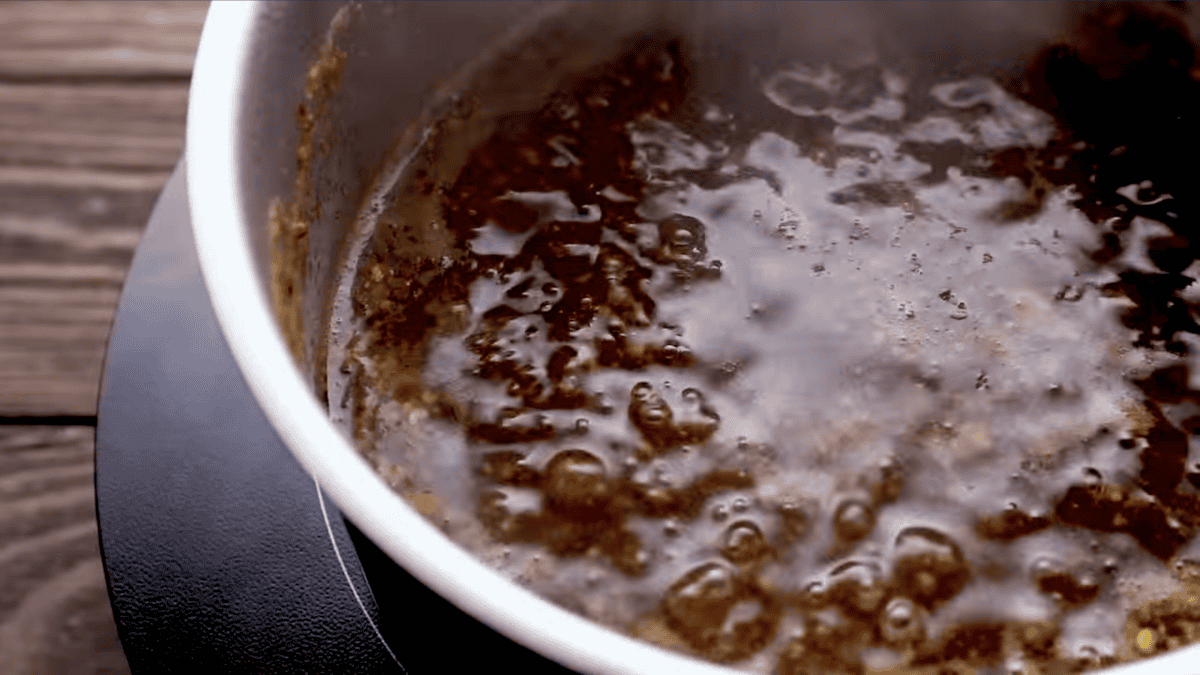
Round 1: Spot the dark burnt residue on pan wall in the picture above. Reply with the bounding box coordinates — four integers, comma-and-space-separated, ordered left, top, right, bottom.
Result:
269, 5, 351, 389
330, 2, 1200, 674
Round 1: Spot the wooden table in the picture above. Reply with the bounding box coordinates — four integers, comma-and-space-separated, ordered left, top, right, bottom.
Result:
0, 3, 208, 673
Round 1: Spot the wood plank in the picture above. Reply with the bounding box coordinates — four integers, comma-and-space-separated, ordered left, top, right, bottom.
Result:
0, 383, 103, 419
0, 426, 126, 675
0, 2, 208, 80
0, 5, 201, 415
0, 192, 144, 416
0, 426, 93, 473
0, 11, 197, 666
0, 2, 204, 417
0, 83, 189, 170
0, 285, 115, 416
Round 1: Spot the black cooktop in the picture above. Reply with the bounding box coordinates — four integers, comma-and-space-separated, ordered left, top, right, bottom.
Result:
94, 162, 578, 674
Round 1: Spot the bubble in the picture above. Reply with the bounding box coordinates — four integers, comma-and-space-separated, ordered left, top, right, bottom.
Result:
803, 579, 827, 598
629, 383, 678, 448
880, 597, 925, 644
712, 504, 730, 522
833, 500, 876, 542
639, 399, 669, 423
827, 560, 889, 618
1078, 644, 1099, 658
1005, 654, 1030, 675
870, 458, 906, 504
886, 597, 913, 624
574, 418, 590, 434
893, 527, 969, 610
732, 497, 750, 513
778, 502, 813, 541
661, 562, 780, 661
658, 214, 707, 265
543, 449, 612, 519
722, 521, 768, 564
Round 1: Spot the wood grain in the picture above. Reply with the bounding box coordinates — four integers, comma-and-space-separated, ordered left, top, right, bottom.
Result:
0, 1, 205, 418
0, 2, 208, 80
0, 3, 208, 674
0, 427, 124, 675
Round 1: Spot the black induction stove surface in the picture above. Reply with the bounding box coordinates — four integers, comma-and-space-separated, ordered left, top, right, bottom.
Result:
94, 162, 577, 674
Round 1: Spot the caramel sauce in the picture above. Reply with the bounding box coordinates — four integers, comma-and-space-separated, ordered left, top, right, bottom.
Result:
331, 5, 1200, 672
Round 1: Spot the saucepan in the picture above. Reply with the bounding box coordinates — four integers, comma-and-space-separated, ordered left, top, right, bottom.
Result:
186, 2, 1200, 673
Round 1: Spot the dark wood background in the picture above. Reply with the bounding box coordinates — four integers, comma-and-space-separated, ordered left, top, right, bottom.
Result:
0, 3, 208, 673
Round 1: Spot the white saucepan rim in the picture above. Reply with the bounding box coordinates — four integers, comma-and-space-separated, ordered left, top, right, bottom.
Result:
186, 3, 1200, 675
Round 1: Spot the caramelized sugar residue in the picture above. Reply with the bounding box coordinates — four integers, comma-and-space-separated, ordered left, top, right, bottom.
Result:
339, 4, 1200, 673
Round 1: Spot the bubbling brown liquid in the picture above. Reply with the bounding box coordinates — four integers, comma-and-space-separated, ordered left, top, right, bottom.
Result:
331, 8, 1200, 673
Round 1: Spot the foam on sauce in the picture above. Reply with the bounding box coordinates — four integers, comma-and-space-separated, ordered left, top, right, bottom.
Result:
329, 22, 1200, 674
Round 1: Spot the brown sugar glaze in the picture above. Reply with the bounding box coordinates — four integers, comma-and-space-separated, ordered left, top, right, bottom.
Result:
333, 4, 1200, 673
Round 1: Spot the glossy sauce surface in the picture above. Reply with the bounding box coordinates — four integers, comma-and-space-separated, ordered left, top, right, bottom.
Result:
330, 7, 1200, 673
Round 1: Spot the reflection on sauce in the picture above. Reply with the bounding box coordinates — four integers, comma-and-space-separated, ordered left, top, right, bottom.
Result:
334, 4, 1200, 672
